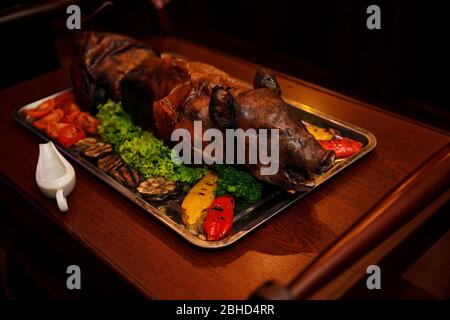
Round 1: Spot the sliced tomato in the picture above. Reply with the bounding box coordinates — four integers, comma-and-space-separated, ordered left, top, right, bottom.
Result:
24, 99, 55, 119
73, 112, 99, 134
45, 122, 70, 139
60, 102, 81, 116
54, 91, 75, 110
57, 124, 86, 147
62, 110, 81, 123
33, 109, 64, 130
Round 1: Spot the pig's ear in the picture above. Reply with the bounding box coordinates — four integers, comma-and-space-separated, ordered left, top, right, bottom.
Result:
209, 86, 236, 129
253, 68, 282, 96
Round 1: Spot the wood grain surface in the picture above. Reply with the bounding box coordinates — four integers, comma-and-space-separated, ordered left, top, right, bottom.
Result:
0, 37, 448, 299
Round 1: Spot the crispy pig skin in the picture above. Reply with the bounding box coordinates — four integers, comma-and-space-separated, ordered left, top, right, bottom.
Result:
71, 32, 159, 112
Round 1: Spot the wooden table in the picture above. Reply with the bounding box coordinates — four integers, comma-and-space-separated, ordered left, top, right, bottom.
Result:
0, 37, 448, 299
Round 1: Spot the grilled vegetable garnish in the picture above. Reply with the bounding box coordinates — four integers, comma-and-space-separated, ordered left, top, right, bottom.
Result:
72, 111, 99, 134
137, 177, 180, 201
84, 142, 113, 159
32, 109, 64, 130
130, 168, 142, 188
73, 137, 98, 152
97, 101, 208, 183
111, 168, 127, 187
46, 122, 70, 139
111, 166, 142, 190
204, 196, 235, 241
57, 124, 86, 147
181, 173, 218, 227
25, 92, 98, 147
215, 165, 261, 201
24, 99, 55, 119
304, 123, 338, 141
319, 137, 362, 158
97, 154, 123, 173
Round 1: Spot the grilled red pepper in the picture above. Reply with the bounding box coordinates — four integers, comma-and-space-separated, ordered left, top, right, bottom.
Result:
203, 196, 235, 241
319, 137, 362, 158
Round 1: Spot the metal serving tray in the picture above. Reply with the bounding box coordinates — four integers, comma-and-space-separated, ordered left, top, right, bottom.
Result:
13, 89, 376, 249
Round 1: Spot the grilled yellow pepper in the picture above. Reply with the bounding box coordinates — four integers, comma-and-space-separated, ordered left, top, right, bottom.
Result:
181, 172, 218, 227
305, 124, 337, 141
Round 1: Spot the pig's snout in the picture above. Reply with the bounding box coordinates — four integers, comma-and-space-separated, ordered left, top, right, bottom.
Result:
318, 150, 335, 173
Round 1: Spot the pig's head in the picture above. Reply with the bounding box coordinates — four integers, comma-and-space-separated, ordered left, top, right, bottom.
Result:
209, 68, 335, 191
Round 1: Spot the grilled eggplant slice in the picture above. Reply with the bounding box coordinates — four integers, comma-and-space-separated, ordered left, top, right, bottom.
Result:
72, 137, 98, 153
137, 177, 181, 201
84, 142, 112, 159
130, 168, 142, 188
111, 167, 127, 187
97, 154, 123, 173
111, 166, 142, 190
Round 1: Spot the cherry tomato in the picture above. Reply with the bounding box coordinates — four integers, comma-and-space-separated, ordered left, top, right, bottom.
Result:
57, 124, 86, 147
24, 99, 55, 119
33, 109, 64, 130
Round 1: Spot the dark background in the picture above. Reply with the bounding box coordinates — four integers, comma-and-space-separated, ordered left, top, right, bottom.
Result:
0, 0, 448, 130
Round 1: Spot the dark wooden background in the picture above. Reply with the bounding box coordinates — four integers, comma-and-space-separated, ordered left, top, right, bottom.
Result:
1, 0, 449, 130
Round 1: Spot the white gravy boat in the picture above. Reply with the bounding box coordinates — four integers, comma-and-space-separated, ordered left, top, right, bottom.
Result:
36, 141, 75, 212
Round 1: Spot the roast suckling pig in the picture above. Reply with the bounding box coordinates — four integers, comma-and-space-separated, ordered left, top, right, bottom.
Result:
71, 32, 335, 191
